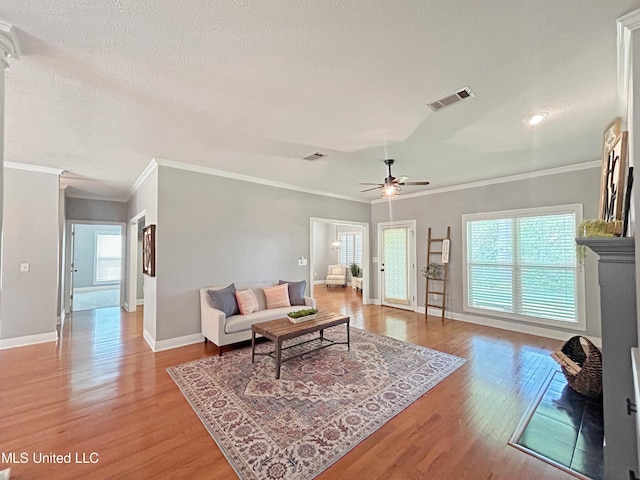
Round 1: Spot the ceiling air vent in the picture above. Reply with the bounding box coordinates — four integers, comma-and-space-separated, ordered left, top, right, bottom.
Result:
426, 87, 475, 112
303, 152, 326, 161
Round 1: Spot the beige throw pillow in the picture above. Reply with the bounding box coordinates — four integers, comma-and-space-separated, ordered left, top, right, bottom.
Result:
263, 283, 291, 309
235, 289, 259, 315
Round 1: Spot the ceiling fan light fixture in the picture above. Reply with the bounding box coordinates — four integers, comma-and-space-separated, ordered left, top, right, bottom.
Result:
381, 184, 401, 199
331, 225, 341, 249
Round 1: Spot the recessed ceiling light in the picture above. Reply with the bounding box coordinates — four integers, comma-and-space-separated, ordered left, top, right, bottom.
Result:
523, 112, 549, 126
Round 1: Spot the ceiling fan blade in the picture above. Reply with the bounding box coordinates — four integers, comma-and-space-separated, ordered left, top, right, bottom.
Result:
396, 176, 409, 183
399, 181, 430, 186
360, 186, 382, 192
358, 182, 384, 186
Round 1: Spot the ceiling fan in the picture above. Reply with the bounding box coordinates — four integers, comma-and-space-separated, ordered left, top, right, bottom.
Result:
359, 159, 430, 198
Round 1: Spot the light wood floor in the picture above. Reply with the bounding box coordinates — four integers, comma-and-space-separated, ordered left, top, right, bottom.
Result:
0, 288, 575, 479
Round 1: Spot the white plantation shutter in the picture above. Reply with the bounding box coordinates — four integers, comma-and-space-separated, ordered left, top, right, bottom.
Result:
516, 214, 577, 322
339, 233, 362, 266
464, 206, 583, 327
95, 233, 122, 283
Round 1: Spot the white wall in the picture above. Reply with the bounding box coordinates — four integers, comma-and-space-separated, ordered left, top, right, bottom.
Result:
137, 227, 144, 301
1, 168, 59, 341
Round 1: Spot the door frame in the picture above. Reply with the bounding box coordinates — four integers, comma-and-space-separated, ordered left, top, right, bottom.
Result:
126, 210, 146, 312
309, 217, 370, 304
64, 219, 126, 314
377, 219, 417, 311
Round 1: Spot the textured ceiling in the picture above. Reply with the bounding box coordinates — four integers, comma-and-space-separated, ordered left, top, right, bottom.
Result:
0, 0, 638, 201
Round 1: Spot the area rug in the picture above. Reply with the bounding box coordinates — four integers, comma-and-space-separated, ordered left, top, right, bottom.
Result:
509, 370, 604, 480
167, 325, 465, 480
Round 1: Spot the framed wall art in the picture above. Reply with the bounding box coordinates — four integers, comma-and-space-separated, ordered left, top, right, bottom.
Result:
599, 118, 627, 233
142, 224, 156, 277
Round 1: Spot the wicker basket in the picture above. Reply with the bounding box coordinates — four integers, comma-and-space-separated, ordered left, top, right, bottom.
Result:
558, 336, 602, 398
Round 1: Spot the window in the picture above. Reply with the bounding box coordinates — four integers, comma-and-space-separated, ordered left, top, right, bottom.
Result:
462, 204, 585, 329
95, 233, 122, 283
339, 232, 362, 266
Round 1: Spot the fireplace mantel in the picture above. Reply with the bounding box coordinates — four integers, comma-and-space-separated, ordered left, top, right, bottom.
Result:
575, 236, 638, 479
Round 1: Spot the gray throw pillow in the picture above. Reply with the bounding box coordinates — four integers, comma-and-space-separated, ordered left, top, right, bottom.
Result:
207, 284, 240, 317
279, 280, 306, 306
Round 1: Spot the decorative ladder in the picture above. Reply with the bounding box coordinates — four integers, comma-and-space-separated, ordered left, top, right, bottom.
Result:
425, 226, 450, 322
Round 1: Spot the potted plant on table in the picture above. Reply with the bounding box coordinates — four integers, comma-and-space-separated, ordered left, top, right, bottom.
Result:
349, 262, 360, 278
287, 308, 318, 323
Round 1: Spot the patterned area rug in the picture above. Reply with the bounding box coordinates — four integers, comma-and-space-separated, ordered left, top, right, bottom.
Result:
167, 325, 465, 480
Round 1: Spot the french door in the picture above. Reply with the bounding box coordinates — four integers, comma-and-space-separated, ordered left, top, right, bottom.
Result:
378, 220, 416, 311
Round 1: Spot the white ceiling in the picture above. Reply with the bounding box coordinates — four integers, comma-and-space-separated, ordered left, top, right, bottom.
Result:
1, 0, 638, 202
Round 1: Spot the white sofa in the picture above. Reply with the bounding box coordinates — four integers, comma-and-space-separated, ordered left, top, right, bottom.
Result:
200, 281, 316, 354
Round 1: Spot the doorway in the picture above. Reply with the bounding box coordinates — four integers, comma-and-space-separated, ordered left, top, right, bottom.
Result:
126, 212, 146, 313
378, 220, 417, 311
68, 222, 124, 312
309, 217, 370, 303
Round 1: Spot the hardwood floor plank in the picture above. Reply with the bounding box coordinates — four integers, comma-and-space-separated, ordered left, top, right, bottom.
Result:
0, 289, 576, 479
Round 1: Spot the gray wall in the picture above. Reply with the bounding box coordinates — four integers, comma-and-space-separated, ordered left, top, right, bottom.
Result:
66, 198, 128, 223
371, 167, 602, 337
73, 224, 121, 288
1, 168, 59, 339
153, 166, 370, 342
312, 222, 332, 283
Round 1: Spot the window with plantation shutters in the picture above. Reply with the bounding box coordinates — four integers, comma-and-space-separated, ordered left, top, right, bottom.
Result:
462, 204, 585, 329
95, 233, 122, 283
339, 233, 362, 266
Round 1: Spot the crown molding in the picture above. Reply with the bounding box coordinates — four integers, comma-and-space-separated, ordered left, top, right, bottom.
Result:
618, 8, 640, 31
371, 160, 601, 204
64, 192, 129, 202
617, 9, 640, 120
4, 161, 63, 175
130, 159, 159, 194
151, 157, 369, 204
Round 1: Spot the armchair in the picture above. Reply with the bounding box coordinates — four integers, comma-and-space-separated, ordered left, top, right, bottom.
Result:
326, 264, 347, 288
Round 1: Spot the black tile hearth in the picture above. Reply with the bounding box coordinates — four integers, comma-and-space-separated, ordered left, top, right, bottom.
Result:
515, 370, 604, 480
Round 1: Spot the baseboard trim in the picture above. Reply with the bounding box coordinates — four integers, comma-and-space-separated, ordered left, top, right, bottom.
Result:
0, 331, 58, 350
136, 299, 144, 306
143, 328, 155, 351
73, 285, 120, 292
416, 306, 602, 347
313, 280, 326, 285
153, 334, 204, 352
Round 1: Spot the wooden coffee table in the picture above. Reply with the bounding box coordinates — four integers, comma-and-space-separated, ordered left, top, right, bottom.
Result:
251, 311, 350, 379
